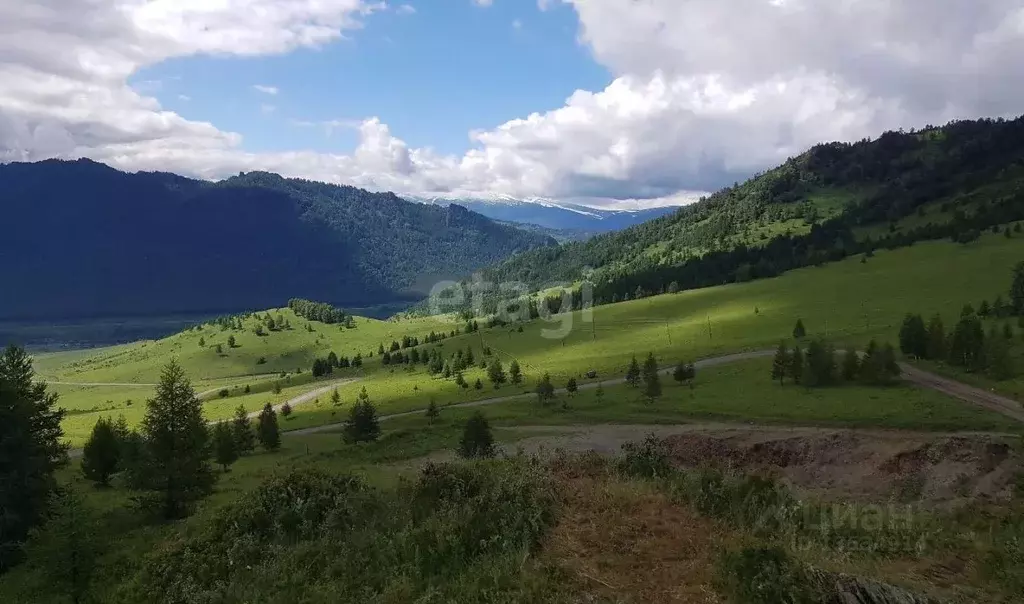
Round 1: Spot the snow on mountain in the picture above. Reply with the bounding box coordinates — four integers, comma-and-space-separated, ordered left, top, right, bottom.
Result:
403, 194, 692, 234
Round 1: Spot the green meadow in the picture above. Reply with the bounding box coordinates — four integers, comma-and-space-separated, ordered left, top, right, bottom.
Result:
37, 228, 1024, 446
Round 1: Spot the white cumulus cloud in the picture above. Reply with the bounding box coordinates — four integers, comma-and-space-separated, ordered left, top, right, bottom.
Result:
2, 0, 1024, 208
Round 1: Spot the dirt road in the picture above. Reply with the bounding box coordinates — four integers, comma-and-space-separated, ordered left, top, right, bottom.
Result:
899, 362, 1024, 423
290, 351, 1024, 437
288, 350, 778, 436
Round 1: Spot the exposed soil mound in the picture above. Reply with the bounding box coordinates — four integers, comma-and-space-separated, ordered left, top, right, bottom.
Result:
661, 430, 1022, 504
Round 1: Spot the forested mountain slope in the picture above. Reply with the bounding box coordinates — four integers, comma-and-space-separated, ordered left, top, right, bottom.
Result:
0, 160, 554, 319
478, 116, 1024, 297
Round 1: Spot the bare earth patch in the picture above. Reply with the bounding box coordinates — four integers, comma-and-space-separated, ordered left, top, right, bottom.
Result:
543, 473, 731, 603
502, 423, 1023, 504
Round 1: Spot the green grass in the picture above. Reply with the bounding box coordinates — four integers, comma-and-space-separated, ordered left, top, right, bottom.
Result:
38, 228, 1024, 444
368, 356, 1024, 436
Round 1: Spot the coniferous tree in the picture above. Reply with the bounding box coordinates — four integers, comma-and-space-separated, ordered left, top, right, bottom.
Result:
257, 403, 281, 452
465, 346, 475, 365
986, 335, 1014, 380
32, 489, 96, 604
509, 359, 522, 385
789, 345, 804, 385
792, 319, 807, 339
198, 337, 205, 347
859, 340, 881, 385
1012, 261, 1024, 315
227, 335, 236, 348
841, 345, 860, 382
880, 343, 901, 384
343, 392, 380, 444
231, 405, 255, 455
899, 314, 928, 358
566, 377, 578, 396
425, 398, 440, 423
804, 339, 837, 387
81, 417, 121, 487
331, 388, 341, 406
458, 412, 495, 459
926, 315, 947, 361
487, 359, 507, 388
949, 313, 986, 371
979, 299, 992, 318
136, 361, 215, 519
474, 378, 484, 390
625, 355, 641, 388
771, 342, 789, 385
212, 422, 238, 472
536, 373, 555, 404
642, 353, 662, 402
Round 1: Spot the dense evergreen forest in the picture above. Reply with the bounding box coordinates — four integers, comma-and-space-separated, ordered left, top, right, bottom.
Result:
461, 116, 1024, 312
0, 160, 554, 319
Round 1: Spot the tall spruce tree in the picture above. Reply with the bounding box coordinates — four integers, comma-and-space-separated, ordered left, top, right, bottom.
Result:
487, 359, 507, 389
1012, 261, 1024, 315
213, 422, 238, 472
136, 360, 215, 519
899, 314, 928, 358
926, 315, 947, 360
536, 373, 556, 404
949, 313, 986, 371
81, 417, 121, 487
841, 344, 860, 382
257, 403, 281, 451
625, 355, 641, 387
771, 342, 789, 385
793, 319, 807, 339
642, 352, 662, 402
343, 396, 380, 444
789, 345, 804, 385
32, 489, 97, 604
509, 359, 522, 385
0, 345, 67, 570
231, 405, 255, 455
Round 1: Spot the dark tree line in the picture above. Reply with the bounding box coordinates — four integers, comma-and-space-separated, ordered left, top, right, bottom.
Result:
288, 298, 350, 325
429, 116, 1024, 318
772, 339, 900, 387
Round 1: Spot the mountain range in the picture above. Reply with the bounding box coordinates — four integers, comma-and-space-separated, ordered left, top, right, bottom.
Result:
406, 194, 680, 235
0, 160, 555, 320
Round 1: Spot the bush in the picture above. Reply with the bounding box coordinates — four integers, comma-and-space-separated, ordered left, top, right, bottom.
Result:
618, 434, 673, 479
458, 412, 495, 459
127, 461, 561, 603
716, 547, 820, 604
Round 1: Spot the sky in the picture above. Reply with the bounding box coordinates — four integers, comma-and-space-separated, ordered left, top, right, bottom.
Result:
2, 1, 1024, 209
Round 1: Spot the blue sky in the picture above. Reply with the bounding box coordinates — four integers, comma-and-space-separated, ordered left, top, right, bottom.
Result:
5, 1, 1021, 207
133, 1, 608, 157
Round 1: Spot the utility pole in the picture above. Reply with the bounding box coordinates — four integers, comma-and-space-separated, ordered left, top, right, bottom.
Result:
707, 315, 713, 341
664, 318, 672, 345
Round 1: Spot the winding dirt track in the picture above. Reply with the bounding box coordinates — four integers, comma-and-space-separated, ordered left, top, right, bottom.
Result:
289, 350, 1024, 437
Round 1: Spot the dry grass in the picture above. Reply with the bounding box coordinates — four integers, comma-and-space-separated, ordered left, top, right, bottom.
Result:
543, 460, 736, 603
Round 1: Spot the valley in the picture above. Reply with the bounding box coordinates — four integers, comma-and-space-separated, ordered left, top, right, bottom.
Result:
5, 118, 1024, 603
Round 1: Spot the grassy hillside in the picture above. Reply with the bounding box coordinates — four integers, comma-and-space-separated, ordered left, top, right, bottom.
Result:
6, 220, 1024, 603
0, 159, 554, 319
472, 117, 1024, 300
39, 226, 1024, 447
